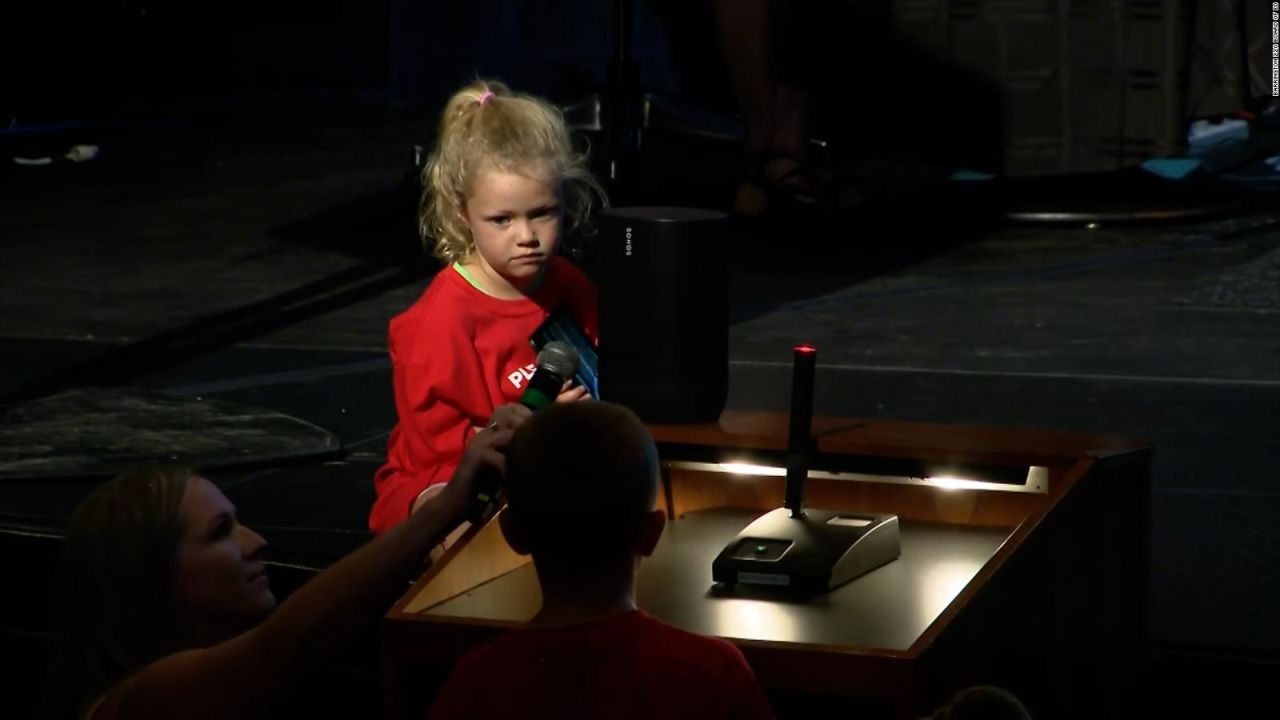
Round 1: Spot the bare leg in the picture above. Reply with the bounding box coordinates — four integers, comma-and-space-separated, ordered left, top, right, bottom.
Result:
711, 0, 777, 160
765, 82, 812, 188
771, 84, 808, 159
712, 0, 814, 212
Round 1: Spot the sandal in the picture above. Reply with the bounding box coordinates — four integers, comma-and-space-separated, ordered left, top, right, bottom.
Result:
733, 149, 820, 216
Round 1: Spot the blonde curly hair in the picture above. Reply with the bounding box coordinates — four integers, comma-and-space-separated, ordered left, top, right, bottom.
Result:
420, 79, 606, 263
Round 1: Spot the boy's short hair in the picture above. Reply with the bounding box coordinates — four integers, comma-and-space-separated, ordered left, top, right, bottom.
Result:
929, 685, 1031, 720
504, 402, 658, 565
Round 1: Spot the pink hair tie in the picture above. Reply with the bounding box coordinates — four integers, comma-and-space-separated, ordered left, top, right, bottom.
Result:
477, 90, 494, 105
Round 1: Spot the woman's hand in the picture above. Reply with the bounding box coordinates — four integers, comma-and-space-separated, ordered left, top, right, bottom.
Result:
556, 380, 590, 403
441, 425, 514, 521
482, 402, 533, 433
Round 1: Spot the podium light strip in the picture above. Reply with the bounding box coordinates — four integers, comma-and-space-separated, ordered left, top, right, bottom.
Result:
663, 461, 1049, 495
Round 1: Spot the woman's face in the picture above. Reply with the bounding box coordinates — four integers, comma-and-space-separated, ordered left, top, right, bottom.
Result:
171, 477, 276, 632
461, 167, 562, 298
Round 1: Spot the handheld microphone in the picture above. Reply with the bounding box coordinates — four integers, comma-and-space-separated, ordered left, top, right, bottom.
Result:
468, 341, 581, 524
517, 341, 580, 411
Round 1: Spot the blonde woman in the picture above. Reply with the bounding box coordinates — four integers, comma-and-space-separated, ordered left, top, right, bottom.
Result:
46, 427, 506, 720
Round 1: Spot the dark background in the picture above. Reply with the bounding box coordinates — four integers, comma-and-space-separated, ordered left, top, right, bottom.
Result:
2, 1, 1277, 718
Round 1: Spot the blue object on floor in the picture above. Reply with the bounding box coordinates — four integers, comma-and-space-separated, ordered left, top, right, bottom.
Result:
1140, 158, 1202, 180
951, 170, 996, 181
1187, 118, 1249, 153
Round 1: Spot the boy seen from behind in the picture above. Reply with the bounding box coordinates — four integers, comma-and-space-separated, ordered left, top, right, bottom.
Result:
428, 401, 775, 719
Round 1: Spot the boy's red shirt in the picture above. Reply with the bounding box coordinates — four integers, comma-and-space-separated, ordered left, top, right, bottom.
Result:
427, 610, 776, 719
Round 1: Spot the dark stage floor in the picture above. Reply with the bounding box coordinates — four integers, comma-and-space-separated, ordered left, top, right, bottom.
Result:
1, 100, 1278, 716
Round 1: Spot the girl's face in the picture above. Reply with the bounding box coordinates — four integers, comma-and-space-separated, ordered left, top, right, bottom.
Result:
461, 167, 562, 298
171, 477, 276, 635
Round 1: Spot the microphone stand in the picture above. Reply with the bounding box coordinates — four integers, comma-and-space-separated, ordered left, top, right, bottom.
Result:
711, 345, 901, 594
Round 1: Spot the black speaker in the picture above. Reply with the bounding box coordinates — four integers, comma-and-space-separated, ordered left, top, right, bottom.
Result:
597, 207, 728, 423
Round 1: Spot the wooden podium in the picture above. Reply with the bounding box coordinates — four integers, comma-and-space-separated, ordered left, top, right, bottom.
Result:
383, 412, 1150, 719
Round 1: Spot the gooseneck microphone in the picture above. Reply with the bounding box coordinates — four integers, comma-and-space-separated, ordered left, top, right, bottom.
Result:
467, 341, 581, 524
785, 344, 816, 517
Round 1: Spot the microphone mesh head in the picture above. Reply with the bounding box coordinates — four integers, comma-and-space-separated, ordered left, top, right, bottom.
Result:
537, 340, 580, 379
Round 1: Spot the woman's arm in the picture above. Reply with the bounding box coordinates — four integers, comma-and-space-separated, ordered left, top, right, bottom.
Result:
96, 428, 513, 720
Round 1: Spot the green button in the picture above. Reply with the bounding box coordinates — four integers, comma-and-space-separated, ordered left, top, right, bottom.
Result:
754, 545, 767, 554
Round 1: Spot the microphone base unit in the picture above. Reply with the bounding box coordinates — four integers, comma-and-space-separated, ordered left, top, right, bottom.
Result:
712, 508, 901, 594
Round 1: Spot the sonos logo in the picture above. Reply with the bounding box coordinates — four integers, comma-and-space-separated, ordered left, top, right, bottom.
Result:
624, 226, 633, 257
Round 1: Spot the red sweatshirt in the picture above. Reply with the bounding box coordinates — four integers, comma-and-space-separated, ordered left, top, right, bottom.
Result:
427, 610, 775, 720
369, 257, 597, 534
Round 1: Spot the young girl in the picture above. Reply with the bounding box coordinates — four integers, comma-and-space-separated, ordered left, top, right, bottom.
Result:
369, 80, 605, 535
